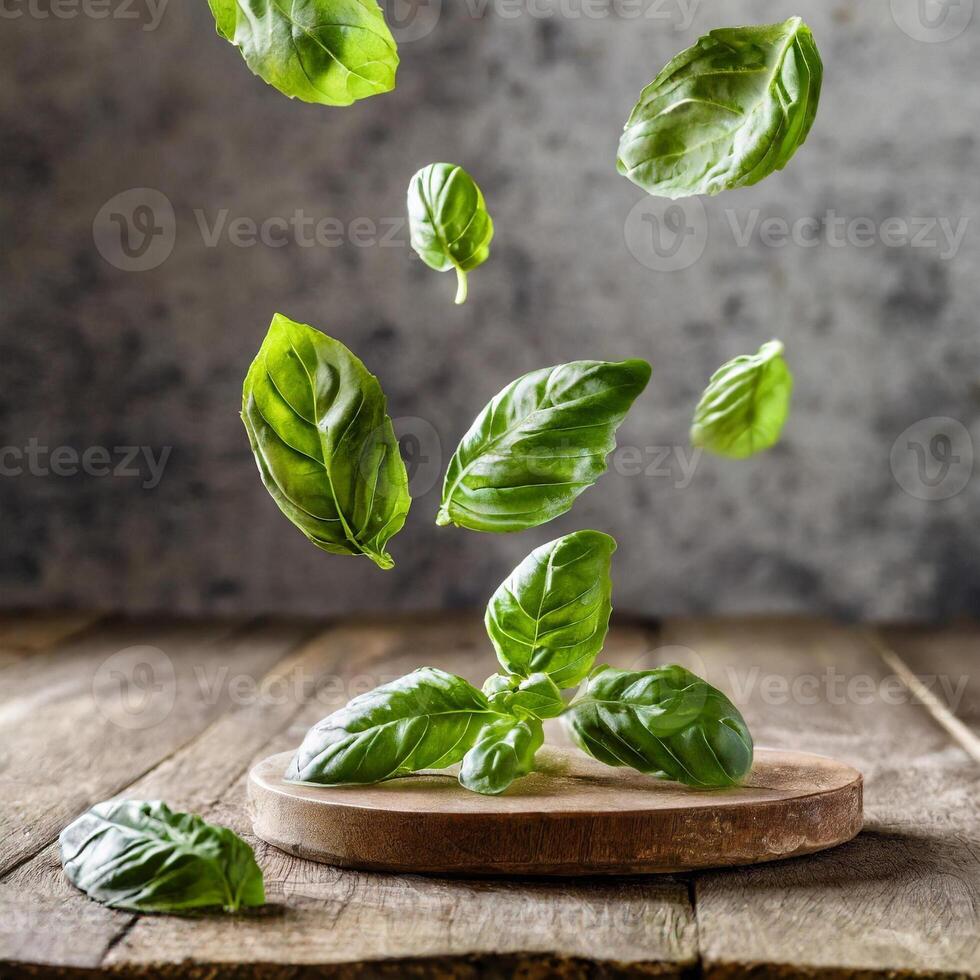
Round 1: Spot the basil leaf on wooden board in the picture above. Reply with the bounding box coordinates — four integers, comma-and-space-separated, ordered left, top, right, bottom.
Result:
286, 668, 506, 784
564, 665, 754, 787
617, 17, 822, 198
437, 361, 651, 532
690, 340, 793, 459
407, 163, 495, 304
459, 716, 544, 795
485, 531, 616, 688
483, 671, 566, 719
241, 313, 410, 570
207, 0, 398, 107
59, 801, 264, 914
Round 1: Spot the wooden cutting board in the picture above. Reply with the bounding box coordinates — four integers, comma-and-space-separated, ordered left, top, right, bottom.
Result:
248, 747, 862, 876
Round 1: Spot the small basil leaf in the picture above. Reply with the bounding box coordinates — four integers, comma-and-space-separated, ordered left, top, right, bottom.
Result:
618, 17, 822, 198
407, 163, 494, 305
459, 716, 544, 796
564, 665, 754, 787
486, 531, 615, 688
482, 672, 566, 720
437, 361, 651, 532
242, 313, 410, 570
691, 340, 793, 459
59, 801, 264, 914
207, 0, 398, 107
287, 668, 505, 784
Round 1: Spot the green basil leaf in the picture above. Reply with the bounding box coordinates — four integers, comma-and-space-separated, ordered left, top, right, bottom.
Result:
485, 531, 616, 688
59, 801, 264, 913
437, 361, 651, 532
483, 671, 566, 719
617, 17, 822, 198
564, 665, 754, 787
287, 668, 505, 784
241, 313, 411, 570
407, 163, 494, 305
459, 716, 544, 796
207, 0, 398, 107
691, 340, 793, 459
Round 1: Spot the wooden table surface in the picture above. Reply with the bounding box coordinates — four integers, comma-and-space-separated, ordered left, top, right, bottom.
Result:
0, 612, 977, 978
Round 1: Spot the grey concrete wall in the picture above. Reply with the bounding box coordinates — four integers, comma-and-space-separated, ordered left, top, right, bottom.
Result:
1, 0, 978, 619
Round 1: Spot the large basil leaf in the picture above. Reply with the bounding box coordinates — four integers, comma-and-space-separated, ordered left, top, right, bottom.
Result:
691, 340, 793, 459
207, 0, 398, 107
407, 163, 494, 305
437, 361, 651, 532
485, 531, 616, 688
287, 668, 505, 784
564, 665, 754, 787
483, 671, 566, 719
459, 716, 544, 796
617, 17, 822, 198
59, 801, 264, 913
242, 313, 410, 570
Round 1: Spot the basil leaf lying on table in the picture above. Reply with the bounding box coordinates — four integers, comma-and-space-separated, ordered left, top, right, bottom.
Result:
437, 360, 651, 532
485, 531, 616, 688
287, 668, 505, 784
460, 716, 544, 796
617, 17, 822, 198
483, 671, 565, 719
564, 665, 754, 787
407, 163, 494, 305
60, 801, 264, 913
691, 340, 793, 459
207, 0, 398, 107
242, 313, 411, 570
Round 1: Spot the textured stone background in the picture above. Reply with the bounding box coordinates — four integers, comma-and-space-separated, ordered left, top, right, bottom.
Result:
1, 0, 978, 619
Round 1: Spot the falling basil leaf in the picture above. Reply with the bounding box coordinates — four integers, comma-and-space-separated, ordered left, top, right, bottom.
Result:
242, 313, 411, 570
691, 340, 793, 459
60, 801, 264, 914
459, 716, 544, 796
407, 163, 494, 305
485, 531, 616, 688
207, 0, 399, 107
437, 360, 651, 532
483, 671, 566, 719
564, 665, 754, 787
286, 668, 506, 784
618, 17, 822, 199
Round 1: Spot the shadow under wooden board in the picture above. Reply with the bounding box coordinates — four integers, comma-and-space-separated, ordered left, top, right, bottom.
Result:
249, 746, 863, 876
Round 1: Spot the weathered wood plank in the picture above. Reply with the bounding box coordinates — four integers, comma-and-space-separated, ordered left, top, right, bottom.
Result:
661, 618, 980, 978
0, 610, 104, 670
0, 616, 312, 879
94, 619, 698, 977
878, 624, 980, 734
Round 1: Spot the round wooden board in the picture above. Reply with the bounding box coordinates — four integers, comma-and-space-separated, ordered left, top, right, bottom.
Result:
248, 747, 862, 876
